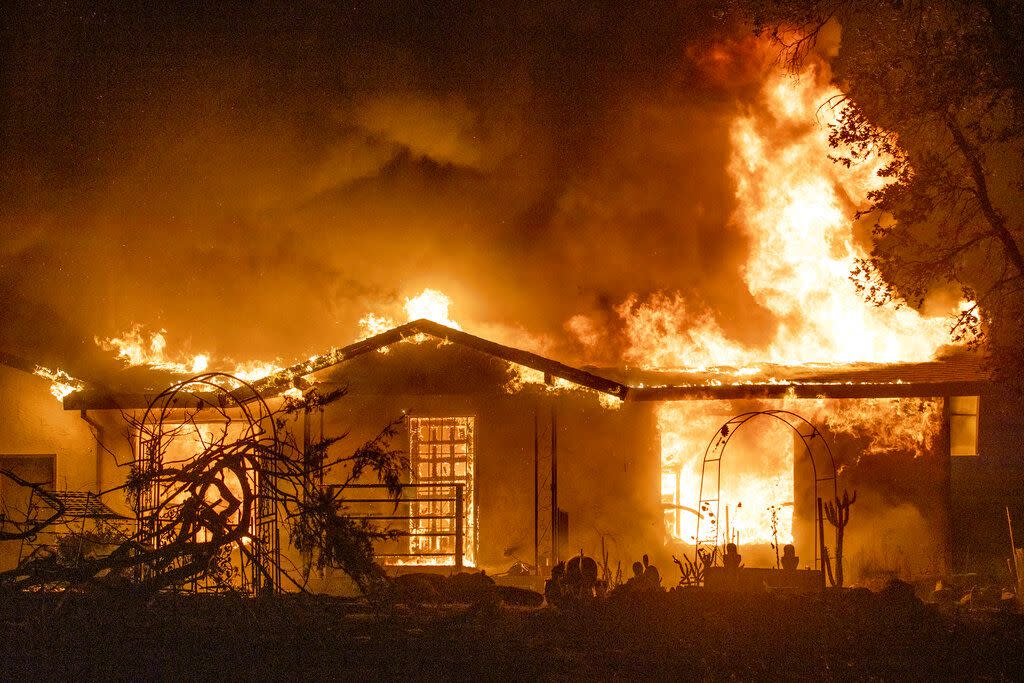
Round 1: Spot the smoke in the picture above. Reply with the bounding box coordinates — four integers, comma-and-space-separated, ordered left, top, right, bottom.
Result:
0, 2, 790, 372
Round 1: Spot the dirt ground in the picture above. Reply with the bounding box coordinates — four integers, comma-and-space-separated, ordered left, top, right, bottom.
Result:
2, 586, 1023, 680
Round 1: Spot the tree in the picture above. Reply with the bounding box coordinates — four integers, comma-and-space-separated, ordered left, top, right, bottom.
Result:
735, 0, 1024, 377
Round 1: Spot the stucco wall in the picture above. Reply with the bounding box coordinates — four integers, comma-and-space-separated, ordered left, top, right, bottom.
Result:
0, 364, 110, 569
290, 387, 659, 593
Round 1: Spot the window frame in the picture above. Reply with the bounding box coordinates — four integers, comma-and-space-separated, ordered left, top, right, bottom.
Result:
948, 395, 981, 458
407, 415, 477, 566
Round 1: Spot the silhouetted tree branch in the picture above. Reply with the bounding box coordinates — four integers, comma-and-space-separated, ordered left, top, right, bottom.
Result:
0, 373, 407, 594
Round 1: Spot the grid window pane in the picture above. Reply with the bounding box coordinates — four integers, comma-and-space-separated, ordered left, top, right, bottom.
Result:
408, 417, 475, 565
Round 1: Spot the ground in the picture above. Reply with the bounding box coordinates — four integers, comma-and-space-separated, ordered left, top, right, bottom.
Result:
2, 587, 1023, 680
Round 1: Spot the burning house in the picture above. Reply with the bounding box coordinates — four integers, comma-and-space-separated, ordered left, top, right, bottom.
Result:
2, 21, 1020, 598
1, 315, 1015, 593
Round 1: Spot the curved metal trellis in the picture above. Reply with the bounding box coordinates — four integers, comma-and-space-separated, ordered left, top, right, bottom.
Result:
694, 410, 838, 571
136, 373, 281, 594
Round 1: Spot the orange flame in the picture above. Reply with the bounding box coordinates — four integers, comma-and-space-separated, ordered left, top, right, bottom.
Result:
619, 63, 961, 369
403, 288, 461, 329
97, 324, 210, 375
33, 366, 84, 401
651, 62, 957, 550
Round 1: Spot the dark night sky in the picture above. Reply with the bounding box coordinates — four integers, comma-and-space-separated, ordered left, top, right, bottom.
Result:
1, 2, 777, 372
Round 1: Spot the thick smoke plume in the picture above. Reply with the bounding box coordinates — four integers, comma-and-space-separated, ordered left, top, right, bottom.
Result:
1, 2, 793, 374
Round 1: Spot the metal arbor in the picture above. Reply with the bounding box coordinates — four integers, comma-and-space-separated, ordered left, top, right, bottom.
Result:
694, 410, 837, 570
136, 373, 281, 594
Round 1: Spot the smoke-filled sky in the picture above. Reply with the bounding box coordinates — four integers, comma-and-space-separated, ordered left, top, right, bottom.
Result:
2, 2, 809, 372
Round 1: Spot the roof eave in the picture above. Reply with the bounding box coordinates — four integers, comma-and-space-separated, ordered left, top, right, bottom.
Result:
630, 380, 991, 401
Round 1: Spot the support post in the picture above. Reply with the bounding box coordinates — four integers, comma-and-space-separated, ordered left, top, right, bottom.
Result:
533, 410, 539, 574
550, 405, 559, 564
455, 483, 465, 571
1008, 507, 1019, 590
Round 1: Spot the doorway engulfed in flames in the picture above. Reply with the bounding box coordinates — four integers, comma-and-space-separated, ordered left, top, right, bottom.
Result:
660, 403, 795, 552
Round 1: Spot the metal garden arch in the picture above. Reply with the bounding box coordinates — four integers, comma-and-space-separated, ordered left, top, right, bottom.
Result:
694, 410, 838, 570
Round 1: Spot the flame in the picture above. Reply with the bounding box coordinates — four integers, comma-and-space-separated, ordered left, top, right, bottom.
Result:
230, 361, 284, 384
617, 63, 960, 369
404, 288, 461, 329
358, 312, 397, 339
357, 288, 462, 343
658, 395, 944, 548
93, 324, 290, 393
651, 61, 956, 551
33, 366, 85, 401
660, 402, 794, 546
282, 386, 304, 400
619, 293, 749, 371
731, 68, 953, 364
388, 556, 477, 568
97, 324, 211, 375
800, 395, 943, 459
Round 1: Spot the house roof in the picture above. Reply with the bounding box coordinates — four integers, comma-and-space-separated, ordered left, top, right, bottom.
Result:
61, 320, 992, 410
0, 350, 39, 375
601, 349, 990, 400
63, 319, 629, 410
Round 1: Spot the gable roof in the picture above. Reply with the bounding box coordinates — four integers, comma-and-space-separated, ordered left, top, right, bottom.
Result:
61, 320, 992, 410
63, 319, 629, 410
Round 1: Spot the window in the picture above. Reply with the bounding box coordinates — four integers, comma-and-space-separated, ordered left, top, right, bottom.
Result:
0, 454, 56, 520
408, 417, 475, 566
949, 396, 980, 457
0, 455, 56, 570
